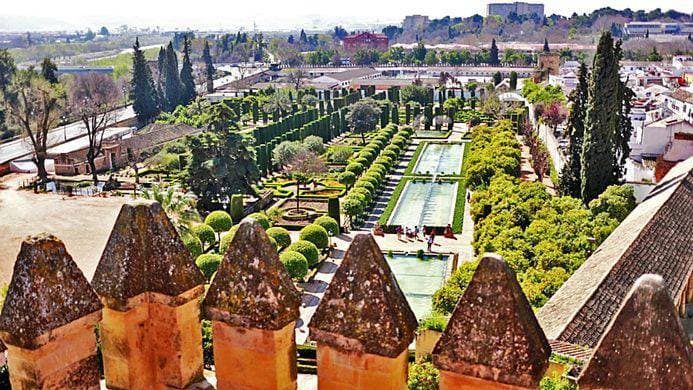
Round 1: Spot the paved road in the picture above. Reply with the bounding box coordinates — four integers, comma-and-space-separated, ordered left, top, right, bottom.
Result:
0, 106, 135, 164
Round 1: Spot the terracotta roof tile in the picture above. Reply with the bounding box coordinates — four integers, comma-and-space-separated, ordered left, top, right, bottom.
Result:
0, 234, 102, 349
309, 234, 417, 358
578, 275, 693, 390
202, 219, 301, 330
92, 201, 205, 310
432, 254, 551, 389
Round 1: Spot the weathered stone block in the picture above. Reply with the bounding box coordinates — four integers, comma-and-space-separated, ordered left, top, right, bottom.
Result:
439, 370, 532, 390
213, 321, 297, 390
316, 344, 408, 390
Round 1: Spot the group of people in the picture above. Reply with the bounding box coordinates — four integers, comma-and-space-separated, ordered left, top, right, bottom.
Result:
395, 225, 437, 251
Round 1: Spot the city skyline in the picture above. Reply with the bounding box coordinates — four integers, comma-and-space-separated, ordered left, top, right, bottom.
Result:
0, 0, 691, 31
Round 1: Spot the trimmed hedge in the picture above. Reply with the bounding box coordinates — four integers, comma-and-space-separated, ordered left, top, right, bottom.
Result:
287, 240, 320, 267
246, 212, 271, 229
195, 254, 222, 279
280, 251, 309, 279
182, 233, 203, 258
299, 224, 330, 249
192, 224, 216, 249
219, 224, 240, 253
204, 210, 233, 233
314, 215, 339, 236
266, 227, 292, 249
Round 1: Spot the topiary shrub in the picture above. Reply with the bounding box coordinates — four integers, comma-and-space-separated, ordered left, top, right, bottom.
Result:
303, 135, 325, 155
382, 149, 398, 161
354, 180, 375, 195
219, 224, 240, 253
192, 224, 216, 250
314, 215, 339, 236
299, 224, 330, 249
345, 162, 364, 176
352, 186, 373, 205
230, 194, 244, 222
195, 253, 223, 279
268, 236, 278, 251
338, 171, 356, 187
287, 240, 320, 266
354, 157, 369, 167
246, 212, 271, 229
182, 233, 203, 258
266, 227, 292, 249
204, 210, 233, 233
279, 251, 308, 279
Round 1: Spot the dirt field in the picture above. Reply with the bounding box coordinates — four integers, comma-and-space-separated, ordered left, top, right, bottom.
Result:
0, 174, 128, 286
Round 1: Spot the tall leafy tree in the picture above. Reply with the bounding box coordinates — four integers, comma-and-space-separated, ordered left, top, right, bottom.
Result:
130, 38, 159, 124
614, 40, 634, 181
489, 39, 500, 65
202, 40, 215, 94
69, 73, 120, 185
581, 32, 629, 202
559, 62, 588, 198
40, 57, 58, 84
163, 42, 182, 111
346, 98, 381, 145
185, 107, 259, 211
5, 69, 64, 181
180, 37, 196, 105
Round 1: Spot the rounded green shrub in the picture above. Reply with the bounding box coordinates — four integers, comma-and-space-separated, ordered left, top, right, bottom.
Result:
384, 145, 400, 155
345, 162, 364, 176
354, 157, 369, 167
204, 210, 233, 233
268, 236, 278, 251
279, 251, 308, 279
195, 254, 223, 279
342, 195, 364, 217
338, 171, 357, 187
299, 224, 330, 249
287, 240, 320, 266
375, 156, 393, 169
370, 163, 387, 176
247, 212, 271, 229
352, 187, 372, 205
219, 224, 240, 253
192, 224, 216, 249
266, 227, 292, 249
182, 233, 203, 258
354, 180, 375, 194
381, 150, 398, 161
314, 215, 339, 236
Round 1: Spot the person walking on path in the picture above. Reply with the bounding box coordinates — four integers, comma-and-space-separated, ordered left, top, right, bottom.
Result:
427, 231, 435, 252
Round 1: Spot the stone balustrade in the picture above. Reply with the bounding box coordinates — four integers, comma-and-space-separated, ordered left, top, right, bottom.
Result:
0, 200, 689, 389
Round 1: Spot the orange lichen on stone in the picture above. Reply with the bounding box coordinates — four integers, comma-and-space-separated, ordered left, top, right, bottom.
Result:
316, 344, 409, 390
203, 219, 301, 389
92, 201, 205, 389
213, 321, 297, 390
578, 274, 693, 390
203, 219, 301, 329
0, 234, 102, 389
432, 254, 551, 389
309, 233, 417, 358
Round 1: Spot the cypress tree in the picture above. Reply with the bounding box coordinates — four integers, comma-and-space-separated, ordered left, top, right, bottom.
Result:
40, 57, 58, 83
130, 38, 159, 124
509, 71, 518, 90
489, 39, 499, 65
559, 62, 588, 198
614, 40, 634, 180
202, 40, 215, 94
163, 42, 181, 111
543, 37, 550, 52
581, 32, 626, 202
180, 37, 196, 105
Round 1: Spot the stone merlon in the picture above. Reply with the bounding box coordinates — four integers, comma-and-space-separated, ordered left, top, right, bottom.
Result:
202, 219, 301, 330
91, 201, 205, 310
579, 274, 693, 390
309, 233, 417, 358
0, 234, 102, 349
432, 253, 551, 388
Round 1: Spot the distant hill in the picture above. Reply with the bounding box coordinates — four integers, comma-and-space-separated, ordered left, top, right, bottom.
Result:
0, 15, 76, 32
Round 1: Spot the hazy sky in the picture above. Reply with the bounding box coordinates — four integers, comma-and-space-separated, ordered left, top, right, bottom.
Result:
1, 0, 691, 31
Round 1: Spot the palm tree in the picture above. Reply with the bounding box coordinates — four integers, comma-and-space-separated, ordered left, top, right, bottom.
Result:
140, 184, 200, 234
263, 91, 292, 120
